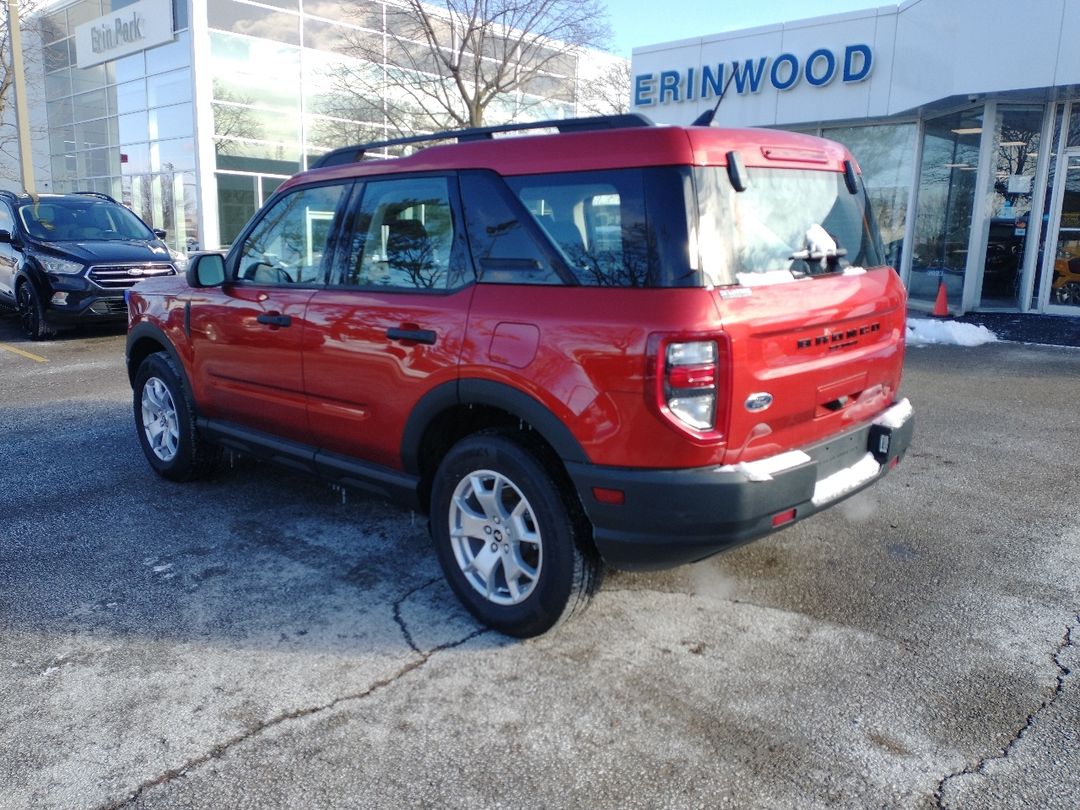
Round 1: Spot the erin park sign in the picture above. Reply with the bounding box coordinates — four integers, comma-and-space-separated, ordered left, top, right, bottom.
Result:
634, 44, 873, 108
74, 0, 175, 69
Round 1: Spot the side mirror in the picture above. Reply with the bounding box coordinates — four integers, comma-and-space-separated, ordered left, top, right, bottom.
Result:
153, 228, 167, 239
0, 229, 11, 244
185, 252, 226, 288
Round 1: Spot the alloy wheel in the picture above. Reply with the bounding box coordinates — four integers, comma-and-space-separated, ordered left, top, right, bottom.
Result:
141, 377, 180, 462
448, 469, 543, 606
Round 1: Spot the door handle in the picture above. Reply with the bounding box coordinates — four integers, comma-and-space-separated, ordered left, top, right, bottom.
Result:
256, 312, 291, 327
386, 327, 437, 345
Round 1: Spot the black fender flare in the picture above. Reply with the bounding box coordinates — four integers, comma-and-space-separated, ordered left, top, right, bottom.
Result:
401, 378, 589, 475
126, 321, 193, 394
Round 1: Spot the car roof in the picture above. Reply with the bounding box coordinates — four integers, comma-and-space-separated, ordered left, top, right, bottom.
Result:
282, 125, 857, 195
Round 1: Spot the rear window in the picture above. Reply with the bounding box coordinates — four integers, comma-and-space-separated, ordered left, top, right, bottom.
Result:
695, 167, 885, 287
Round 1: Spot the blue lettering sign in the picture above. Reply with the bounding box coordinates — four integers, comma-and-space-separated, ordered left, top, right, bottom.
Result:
843, 44, 872, 82
770, 53, 800, 91
633, 44, 874, 108
634, 73, 656, 107
805, 48, 836, 86
700, 64, 725, 100
659, 70, 682, 103
732, 58, 768, 94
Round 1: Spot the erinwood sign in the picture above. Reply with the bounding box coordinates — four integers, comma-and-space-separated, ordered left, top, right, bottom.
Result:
74, 0, 174, 69
634, 44, 874, 108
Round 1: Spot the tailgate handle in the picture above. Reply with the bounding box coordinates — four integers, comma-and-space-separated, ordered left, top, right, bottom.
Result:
387, 327, 437, 345
256, 312, 291, 327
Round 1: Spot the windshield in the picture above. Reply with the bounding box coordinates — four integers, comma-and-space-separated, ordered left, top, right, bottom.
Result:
695, 167, 885, 286
18, 198, 156, 242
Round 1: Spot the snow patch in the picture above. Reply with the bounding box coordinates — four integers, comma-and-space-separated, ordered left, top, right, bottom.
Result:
717, 450, 812, 482
873, 398, 913, 430
736, 270, 804, 286
906, 318, 998, 347
812, 453, 881, 507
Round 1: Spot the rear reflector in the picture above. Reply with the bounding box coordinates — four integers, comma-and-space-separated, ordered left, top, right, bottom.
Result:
592, 487, 625, 505
666, 363, 716, 389
771, 508, 797, 527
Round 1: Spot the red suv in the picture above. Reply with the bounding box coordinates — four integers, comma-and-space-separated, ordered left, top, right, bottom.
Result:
126, 115, 913, 637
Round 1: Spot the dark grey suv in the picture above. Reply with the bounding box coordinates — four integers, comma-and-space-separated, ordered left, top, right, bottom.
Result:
0, 191, 178, 339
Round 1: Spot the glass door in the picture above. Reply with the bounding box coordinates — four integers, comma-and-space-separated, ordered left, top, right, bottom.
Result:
977, 105, 1045, 308
1047, 155, 1080, 310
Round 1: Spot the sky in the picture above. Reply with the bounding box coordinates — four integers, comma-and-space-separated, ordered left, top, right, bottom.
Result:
606, 0, 884, 56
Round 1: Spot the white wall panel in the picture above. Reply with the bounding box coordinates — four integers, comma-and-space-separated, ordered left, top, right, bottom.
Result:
632, 0, 1077, 126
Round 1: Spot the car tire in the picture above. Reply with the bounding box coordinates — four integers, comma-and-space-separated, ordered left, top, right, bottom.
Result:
133, 352, 218, 482
17, 282, 55, 341
430, 432, 601, 638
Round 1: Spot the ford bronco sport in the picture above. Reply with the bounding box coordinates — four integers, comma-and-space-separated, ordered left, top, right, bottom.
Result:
126, 115, 913, 637
0, 191, 177, 339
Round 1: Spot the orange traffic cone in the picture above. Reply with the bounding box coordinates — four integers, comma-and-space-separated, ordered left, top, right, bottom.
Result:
932, 278, 949, 318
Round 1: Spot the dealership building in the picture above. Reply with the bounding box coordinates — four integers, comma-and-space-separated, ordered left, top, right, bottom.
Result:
632, 0, 1080, 318
14, 0, 615, 252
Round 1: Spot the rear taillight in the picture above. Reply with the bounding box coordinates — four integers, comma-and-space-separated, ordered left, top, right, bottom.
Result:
663, 340, 718, 431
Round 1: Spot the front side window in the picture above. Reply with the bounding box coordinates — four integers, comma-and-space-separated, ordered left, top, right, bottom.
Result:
0, 203, 13, 233
235, 182, 351, 285
695, 167, 885, 286
336, 176, 465, 291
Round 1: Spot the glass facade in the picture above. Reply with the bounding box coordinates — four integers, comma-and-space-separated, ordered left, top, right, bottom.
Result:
977, 105, 1044, 308
823, 123, 917, 273
206, 0, 579, 246
42, 0, 197, 252
909, 108, 983, 306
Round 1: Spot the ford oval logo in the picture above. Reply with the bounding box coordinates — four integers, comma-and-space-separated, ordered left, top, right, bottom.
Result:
127, 268, 144, 276
745, 392, 773, 412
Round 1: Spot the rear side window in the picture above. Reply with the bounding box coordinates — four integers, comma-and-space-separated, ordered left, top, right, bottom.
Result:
508, 170, 648, 287
506, 167, 696, 288
695, 166, 885, 286
235, 182, 351, 285
458, 172, 564, 286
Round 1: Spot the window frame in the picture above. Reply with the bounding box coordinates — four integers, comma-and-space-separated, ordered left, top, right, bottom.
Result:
225, 178, 357, 288
458, 169, 580, 287
329, 171, 475, 294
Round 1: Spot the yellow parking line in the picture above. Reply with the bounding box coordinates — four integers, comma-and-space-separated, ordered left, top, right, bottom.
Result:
0, 342, 49, 363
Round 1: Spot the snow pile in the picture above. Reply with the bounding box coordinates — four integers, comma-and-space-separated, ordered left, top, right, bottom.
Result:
906, 318, 998, 347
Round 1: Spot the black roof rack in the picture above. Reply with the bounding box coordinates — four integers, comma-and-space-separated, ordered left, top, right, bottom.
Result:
0, 190, 121, 204
74, 191, 120, 203
309, 113, 654, 170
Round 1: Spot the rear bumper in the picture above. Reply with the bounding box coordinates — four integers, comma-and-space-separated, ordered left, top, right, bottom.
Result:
566, 399, 914, 570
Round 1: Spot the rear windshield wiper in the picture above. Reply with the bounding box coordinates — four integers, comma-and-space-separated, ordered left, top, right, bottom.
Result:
788, 246, 848, 277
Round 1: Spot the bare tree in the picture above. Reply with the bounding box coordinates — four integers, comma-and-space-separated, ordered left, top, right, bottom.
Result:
577, 59, 631, 116
331, 0, 610, 135
1, 0, 41, 184
211, 81, 266, 155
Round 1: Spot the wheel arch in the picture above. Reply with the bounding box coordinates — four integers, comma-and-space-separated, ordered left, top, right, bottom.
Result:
126, 322, 192, 394
403, 378, 590, 512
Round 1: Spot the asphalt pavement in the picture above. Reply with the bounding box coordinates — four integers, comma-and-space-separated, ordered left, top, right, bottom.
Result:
1, 315, 1078, 809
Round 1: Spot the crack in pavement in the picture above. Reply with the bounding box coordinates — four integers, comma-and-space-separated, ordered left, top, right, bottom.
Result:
392, 576, 441, 654
97, 578, 487, 810
933, 616, 1078, 809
